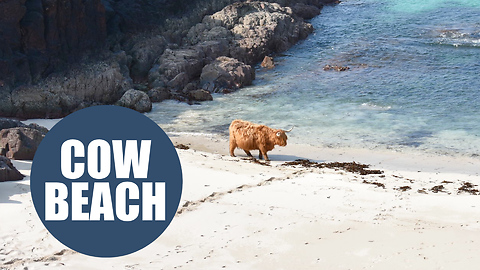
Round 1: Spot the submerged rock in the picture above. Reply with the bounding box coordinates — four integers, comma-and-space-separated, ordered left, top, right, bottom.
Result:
0, 156, 24, 182
189, 89, 213, 101
261, 56, 275, 69
323, 64, 350, 71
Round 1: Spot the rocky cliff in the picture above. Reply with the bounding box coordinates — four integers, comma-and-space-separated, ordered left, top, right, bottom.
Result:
0, 0, 336, 118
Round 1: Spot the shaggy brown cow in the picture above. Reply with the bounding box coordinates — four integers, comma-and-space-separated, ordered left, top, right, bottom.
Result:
229, 119, 293, 161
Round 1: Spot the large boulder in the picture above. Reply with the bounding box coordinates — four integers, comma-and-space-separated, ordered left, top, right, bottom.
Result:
116, 89, 152, 113
200, 56, 255, 93
0, 156, 24, 182
0, 127, 45, 160
148, 48, 205, 91
290, 3, 322, 19
204, 2, 314, 64
147, 87, 171, 102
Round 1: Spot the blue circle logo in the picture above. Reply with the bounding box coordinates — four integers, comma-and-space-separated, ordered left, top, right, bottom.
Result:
30, 105, 182, 257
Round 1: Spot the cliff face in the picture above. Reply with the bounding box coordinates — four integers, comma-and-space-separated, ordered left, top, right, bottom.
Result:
0, 0, 245, 89
0, 0, 336, 118
0, 0, 107, 87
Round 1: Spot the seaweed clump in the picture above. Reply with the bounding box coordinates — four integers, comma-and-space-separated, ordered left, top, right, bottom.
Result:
362, 180, 385, 189
458, 182, 479, 195
395, 186, 412, 192
282, 159, 383, 175
430, 185, 446, 193
175, 144, 190, 150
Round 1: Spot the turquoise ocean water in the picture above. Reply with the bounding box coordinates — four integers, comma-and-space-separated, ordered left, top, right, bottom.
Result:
147, 0, 480, 157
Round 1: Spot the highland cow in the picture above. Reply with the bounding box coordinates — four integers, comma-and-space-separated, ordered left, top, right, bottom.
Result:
229, 119, 293, 161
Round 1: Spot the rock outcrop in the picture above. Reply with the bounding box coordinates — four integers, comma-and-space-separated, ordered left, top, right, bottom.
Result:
0, 156, 24, 182
0, 0, 337, 117
208, 2, 313, 64
0, 118, 49, 133
2, 59, 131, 118
149, 1, 330, 101
200, 56, 255, 93
0, 127, 45, 160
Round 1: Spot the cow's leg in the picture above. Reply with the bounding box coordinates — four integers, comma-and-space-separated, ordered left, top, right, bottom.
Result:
229, 139, 237, 157
259, 150, 269, 161
258, 151, 263, 160
244, 150, 253, 158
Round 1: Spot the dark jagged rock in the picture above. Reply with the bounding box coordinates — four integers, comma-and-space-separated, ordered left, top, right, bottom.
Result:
0, 117, 48, 133
0, 156, 24, 182
148, 88, 171, 102
203, 1, 314, 64
0, 0, 107, 87
200, 56, 255, 93
0, 127, 45, 160
2, 59, 131, 118
0, 118, 26, 131
150, 48, 205, 90
151, 0, 321, 99
127, 35, 167, 82
189, 89, 213, 101
291, 3, 322, 19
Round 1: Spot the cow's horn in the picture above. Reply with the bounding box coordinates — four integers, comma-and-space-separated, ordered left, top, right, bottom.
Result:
285, 126, 295, 133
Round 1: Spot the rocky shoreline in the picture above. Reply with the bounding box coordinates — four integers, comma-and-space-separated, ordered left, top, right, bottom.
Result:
0, 0, 336, 118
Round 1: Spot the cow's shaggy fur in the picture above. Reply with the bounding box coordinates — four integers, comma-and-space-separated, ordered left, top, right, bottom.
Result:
229, 119, 288, 161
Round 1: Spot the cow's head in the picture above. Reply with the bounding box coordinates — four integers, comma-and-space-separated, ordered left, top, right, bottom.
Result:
273, 126, 294, 147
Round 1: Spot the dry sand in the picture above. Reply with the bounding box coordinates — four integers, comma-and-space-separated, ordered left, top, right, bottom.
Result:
1, 132, 480, 269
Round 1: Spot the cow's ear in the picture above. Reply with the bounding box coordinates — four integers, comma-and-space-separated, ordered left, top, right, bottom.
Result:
276, 132, 281, 137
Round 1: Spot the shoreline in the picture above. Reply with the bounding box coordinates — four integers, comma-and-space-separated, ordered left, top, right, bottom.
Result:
20, 117, 480, 177
169, 131, 480, 176
1, 132, 479, 269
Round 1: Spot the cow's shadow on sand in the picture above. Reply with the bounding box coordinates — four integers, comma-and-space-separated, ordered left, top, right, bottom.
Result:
240, 154, 325, 163
267, 154, 308, 162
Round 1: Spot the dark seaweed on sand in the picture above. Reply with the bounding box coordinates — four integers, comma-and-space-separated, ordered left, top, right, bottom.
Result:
458, 182, 479, 195
395, 186, 412, 192
175, 144, 190, 150
430, 185, 446, 193
282, 159, 384, 175
362, 180, 385, 189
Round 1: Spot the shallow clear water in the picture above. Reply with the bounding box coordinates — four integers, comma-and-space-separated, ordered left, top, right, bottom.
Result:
147, 0, 480, 156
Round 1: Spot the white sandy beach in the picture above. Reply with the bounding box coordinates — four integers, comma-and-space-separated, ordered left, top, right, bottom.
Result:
1, 132, 480, 270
